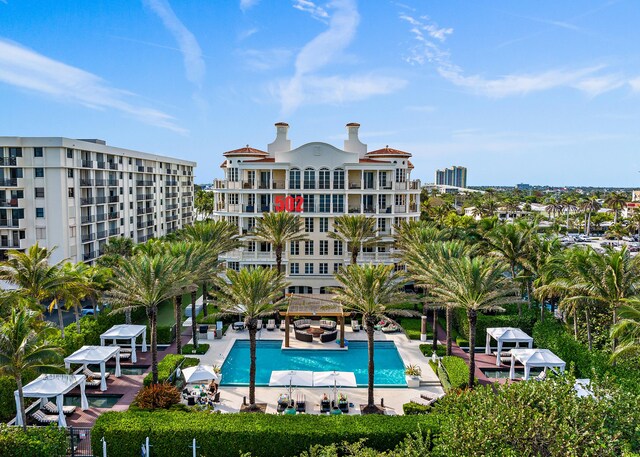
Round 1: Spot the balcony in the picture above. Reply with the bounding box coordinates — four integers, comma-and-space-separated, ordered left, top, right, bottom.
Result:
95, 179, 107, 186
146, 167, 154, 173
0, 157, 17, 166
136, 180, 154, 186
409, 180, 421, 190
221, 249, 281, 262
0, 240, 21, 248
0, 199, 19, 208
213, 179, 226, 189
348, 182, 361, 189
146, 220, 154, 227
96, 213, 106, 222
182, 192, 192, 197
0, 178, 18, 187
81, 215, 94, 224
136, 207, 152, 215
0, 219, 20, 228
97, 161, 106, 169
137, 166, 145, 172
108, 162, 118, 170
80, 179, 93, 187
81, 160, 93, 168
80, 197, 94, 205
108, 195, 119, 203
165, 192, 178, 198
109, 228, 120, 236
165, 180, 178, 186
166, 203, 178, 210
136, 194, 153, 201
83, 251, 97, 261
108, 179, 118, 186
138, 234, 153, 242
166, 214, 178, 222
95, 196, 107, 204
108, 212, 119, 220
81, 233, 95, 242
97, 230, 108, 239
352, 252, 397, 264
183, 212, 192, 218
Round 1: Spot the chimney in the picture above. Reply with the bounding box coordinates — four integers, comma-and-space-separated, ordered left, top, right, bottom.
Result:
343, 122, 367, 156
268, 122, 291, 155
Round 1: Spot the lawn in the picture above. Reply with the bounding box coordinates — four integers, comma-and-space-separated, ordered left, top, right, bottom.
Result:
143, 285, 204, 327
399, 317, 432, 340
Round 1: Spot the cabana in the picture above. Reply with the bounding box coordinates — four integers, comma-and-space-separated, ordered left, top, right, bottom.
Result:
15, 374, 88, 427
99, 324, 147, 363
485, 327, 534, 366
65, 345, 121, 391
509, 348, 566, 381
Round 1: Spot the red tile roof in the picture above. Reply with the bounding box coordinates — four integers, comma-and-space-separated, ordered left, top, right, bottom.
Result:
408, 160, 414, 169
220, 160, 227, 168
223, 145, 268, 156
359, 158, 385, 164
366, 146, 412, 157
245, 157, 275, 163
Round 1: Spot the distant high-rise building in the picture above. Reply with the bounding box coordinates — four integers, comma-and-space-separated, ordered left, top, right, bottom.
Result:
434, 165, 467, 188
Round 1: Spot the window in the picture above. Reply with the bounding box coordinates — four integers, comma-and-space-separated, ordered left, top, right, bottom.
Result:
303, 168, 315, 189
319, 217, 328, 233
36, 228, 46, 239
247, 241, 256, 252
8, 147, 22, 158
319, 240, 328, 255
229, 194, 239, 205
378, 218, 387, 233
290, 263, 299, 275
378, 194, 387, 210
334, 240, 343, 256
304, 240, 314, 255
228, 262, 240, 272
332, 195, 344, 213
68, 187, 74, 198
35, 168, 44, 178
34, 147, 43, 158
36, 208, 45, 218
319, 169, 330, 189
304, 217, 314, 233
304, 263, 314, 274
67, 149, 73, 159
290, 241, 300, 255
333, 169, 344, 189
289, 168, 300, 189
35, 187, 45, 198
333, 262, 342, 273
319, 263, 328, 274
395, 168, 406, 183
319, 195, 330, 212
395, 195, 406, 206
228, 168, 239, 182
304, 194, 315, 212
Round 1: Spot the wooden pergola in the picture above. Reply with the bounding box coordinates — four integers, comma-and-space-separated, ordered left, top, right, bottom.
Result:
279, 294, 350, 348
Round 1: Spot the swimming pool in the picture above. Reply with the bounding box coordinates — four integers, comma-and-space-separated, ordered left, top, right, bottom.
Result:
221, 340, 406, 387
481, 368, 543, 380
63, 394, 122, 408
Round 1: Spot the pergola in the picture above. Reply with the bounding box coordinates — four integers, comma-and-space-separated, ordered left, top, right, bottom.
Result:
15, 374, 88, 427
99, 324, 147, 363
509, 348, 566, 380
279, 294, 350, 348
485, 327, 534, 366
65, 345, 121, 391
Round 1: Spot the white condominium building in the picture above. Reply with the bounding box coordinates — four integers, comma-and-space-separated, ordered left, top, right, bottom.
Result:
212, 123, 421, 293
0, 137, 196, 265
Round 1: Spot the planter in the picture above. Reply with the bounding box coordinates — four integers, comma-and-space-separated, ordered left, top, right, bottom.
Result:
405, 375, 420, 388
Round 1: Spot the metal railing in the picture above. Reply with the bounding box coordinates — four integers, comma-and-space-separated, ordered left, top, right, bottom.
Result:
81, 160, 93, 168
0, 157, 17, 166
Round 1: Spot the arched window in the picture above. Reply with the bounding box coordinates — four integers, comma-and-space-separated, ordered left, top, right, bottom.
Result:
318, 168, 330, 189
303, 168, 316, 189
289, 168, 300, 189
333, 168, 344, 189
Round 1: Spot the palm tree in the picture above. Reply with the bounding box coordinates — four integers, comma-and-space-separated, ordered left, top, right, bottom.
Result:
604, 191, 628, 223
77, 264, 112, 318
328, 215, 380, 265
252, 212, 307, 274
428, 256, 518, 388
628, 211, 640, 239
333, 264, 408, 412
580, 195, 601, 236
215, 267, 288, 410
606, 223, 628, 246
610, 299, 640, 362
560, 195, 578, 232
52, 262, 90, 335
0, 304, 63, 430
96, 236, 134, 268
107, 253, 187, 384
194, 189, 216, 220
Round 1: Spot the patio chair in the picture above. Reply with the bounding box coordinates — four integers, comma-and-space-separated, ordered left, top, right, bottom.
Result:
351, 319, 360, 332
279, 321, 286, 331
256, 320, 263, 330
320, 330, 338, 343
266, 319, 276, 331
85, 377, 101, 388
381, 324, 399, 333
43, 401, 76, 415
319, 319, 336, 331
31, 410, 59, 424
320, 398, 331, 413
534, 369, 547, 382
83, 366, 110, 380
295, 330, 313, 343
118, 351, 131, 360
295, 395, 306, 413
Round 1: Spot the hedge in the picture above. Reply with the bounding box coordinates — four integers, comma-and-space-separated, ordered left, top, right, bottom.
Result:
181, 343, 210, 355
147, 324, 176, 345
419, 344, 446, 358
143, 355, 199, 387
402, 402, 431, 415
430, 356, 468, 392
91, 410, 439, 457
0, 425, 68, 457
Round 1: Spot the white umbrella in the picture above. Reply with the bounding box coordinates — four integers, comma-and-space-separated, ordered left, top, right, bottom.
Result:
269, 370, 314, 401
313, 371, 357, 405
182, 365, 220, 384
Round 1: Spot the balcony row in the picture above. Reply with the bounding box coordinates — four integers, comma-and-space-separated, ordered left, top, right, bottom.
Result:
81, 160, 119, 170
213, 179, 420, 191
80, 179, 119, 187
81, 228, 120, 243
80, 196, 119, 205
219, 204, 418, 215
80, 212, 119, 224
220, 249, 397, 264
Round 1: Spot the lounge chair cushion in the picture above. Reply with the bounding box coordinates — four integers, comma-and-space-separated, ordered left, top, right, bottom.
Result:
43, 401, 76, 415
83, 367, 109, 379
319, 320, 336, 331
294, 330, 313, 343
32, 410, 59, 423
320, 330, 338, 343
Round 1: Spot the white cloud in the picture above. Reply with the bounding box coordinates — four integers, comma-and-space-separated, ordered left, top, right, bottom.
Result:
241, 48, 292, 71
293, 0, 329, 21
0, 38, 186, 133
629, 77, 640, 92
573, 74, 625, 97
143, 0, 205, 89
238, 27, 259, 41
240, 0, 259, 12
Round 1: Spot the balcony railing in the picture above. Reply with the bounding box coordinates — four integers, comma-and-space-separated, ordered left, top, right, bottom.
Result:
136, 180, 154, 186
183, 212, 192, 218
165, 180, 178, 186
81, 215, 94, 224
136, 207, 152, 215
108, 212, 119, 220
95, 196, 107, 204
108, 162, 118, 170
80, 197, 94, 205
166, 203, 178, 210
80, 179, 93, 187
81, 160, 93, 168
81, 233, 95, 242
97, 161, 106, 169
165, 192, 178, 198
137, 166, 145, 172
96, 213, 106, 222
181, 201, 190, 207
136, 194, 153, 201
0, 157, 17, 166
109, 228, 120, 236
0, 240, 21, 248
0, 199, 19, 207
108, 195, 119, 203
97, 230, 108, 239
0, 219, 20, 228
166, 215, 178, 222
83, 251, 97, 261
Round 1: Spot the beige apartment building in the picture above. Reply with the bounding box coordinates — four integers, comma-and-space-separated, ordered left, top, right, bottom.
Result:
212, 123, 421, 293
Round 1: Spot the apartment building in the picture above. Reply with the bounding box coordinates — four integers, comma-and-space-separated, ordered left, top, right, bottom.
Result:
212, 123, 421, 293
435, 165, 467, 188
0, 137, 196, 265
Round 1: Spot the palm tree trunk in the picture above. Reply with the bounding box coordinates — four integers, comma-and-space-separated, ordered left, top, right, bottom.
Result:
191, 291, 198, 350
57, 304, 65, 338
16, 376, 26, 431
432, 308, 438, 351
351, 247, 358, 266
511, 265, 522, 318
150, 306, 158, 384
249, 326, 257, 408
526, 281, 533, 309
174, 295, 182, 355
366, 319, 375, 408
202, 282, 208, 317
275, 246, 282, 274
585, 308, 592, 351
125, 308, 131, 325
445, 307, 452, 356
540, 297, 545, 322
91, 296, 98, 319
573, 310, 578, 340
74, 304, 81, 332
467, 309, 477, 389
612, 306, 618, 353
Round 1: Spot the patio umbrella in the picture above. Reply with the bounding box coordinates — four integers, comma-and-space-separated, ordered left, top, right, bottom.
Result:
182, 365, 220, 384
313, 371, 357, 405
269, 370, 314, 400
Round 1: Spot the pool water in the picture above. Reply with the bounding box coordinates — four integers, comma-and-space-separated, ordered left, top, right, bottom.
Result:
88, 365, 149, 375
481, 368, 543, 380
63, 394, 122, 408
221, 340, 406, 387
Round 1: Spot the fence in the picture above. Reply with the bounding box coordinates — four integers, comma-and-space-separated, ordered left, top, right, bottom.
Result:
68, 427, 93, 457
97, 436, 201, 456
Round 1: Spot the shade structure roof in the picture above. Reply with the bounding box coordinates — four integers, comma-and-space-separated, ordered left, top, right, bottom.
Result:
313, 371, 357, 387
100, 324, 146, 339
64, 345, 119, 366
182, 365, 220, 384
280, 294, 347, 317
269, 370, 314, 387
486, 327, 533, 343
20, 374, 85, 398
510, 348, 565, 368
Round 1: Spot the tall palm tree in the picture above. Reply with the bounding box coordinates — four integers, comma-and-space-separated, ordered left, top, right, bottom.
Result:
580, 195, 601, 236
107, 253, 187, 384
606, 223, 628, 246
215, 267, 288, 410
328, 215, 380, 265
0, 304, 63, 430
428, 256, 518, 388
96, 236, 134, 268
610, 298, 640, 361
628, 211, 640, 239
76, 264, 112, 318
52, 262, 90, 335
333, 264, 408, 412
604, 191, 628, 224
252, 212, 307, 274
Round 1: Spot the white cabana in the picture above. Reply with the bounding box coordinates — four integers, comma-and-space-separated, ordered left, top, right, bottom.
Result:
15, 374, 88, 427
65, 345, 121, 391
313, 371, 357, 405
509, 348, 566, 381
485, 327, 534, 366
270, 370, 314, 401
182, 365, 220, 384
99, 324, 147, 363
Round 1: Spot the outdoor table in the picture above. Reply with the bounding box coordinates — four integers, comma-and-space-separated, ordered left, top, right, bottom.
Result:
306, 328, 325, 337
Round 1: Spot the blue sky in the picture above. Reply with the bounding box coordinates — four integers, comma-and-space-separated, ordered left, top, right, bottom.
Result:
1, 0, 640, 186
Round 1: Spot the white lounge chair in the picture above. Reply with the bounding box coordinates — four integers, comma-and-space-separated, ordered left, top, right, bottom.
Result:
83, 366, 110, 380
43, 401, 76, 415
266, 319, 276, 331
534, 369, 548, 382
85, 377, 101, 388
351, 319, 360, 332
32, 410, 59, 424
280, 321, 286, 331
256, 320, 263, 330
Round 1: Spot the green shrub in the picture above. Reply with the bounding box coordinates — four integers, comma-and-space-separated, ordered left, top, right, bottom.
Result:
0, 424, 67, 457
419, 344, 446, 358
431, 356, 468, 392
91, 411, 439, 457
143, 354, 199, 387
147, 325, 176, 344
402, 402, 431, 415
0, 377, 17, 423
181, 343, 209, 355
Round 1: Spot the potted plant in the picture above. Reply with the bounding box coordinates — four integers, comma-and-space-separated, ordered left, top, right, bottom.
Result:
212, 364, 222, 383
405, 364, 422, 388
